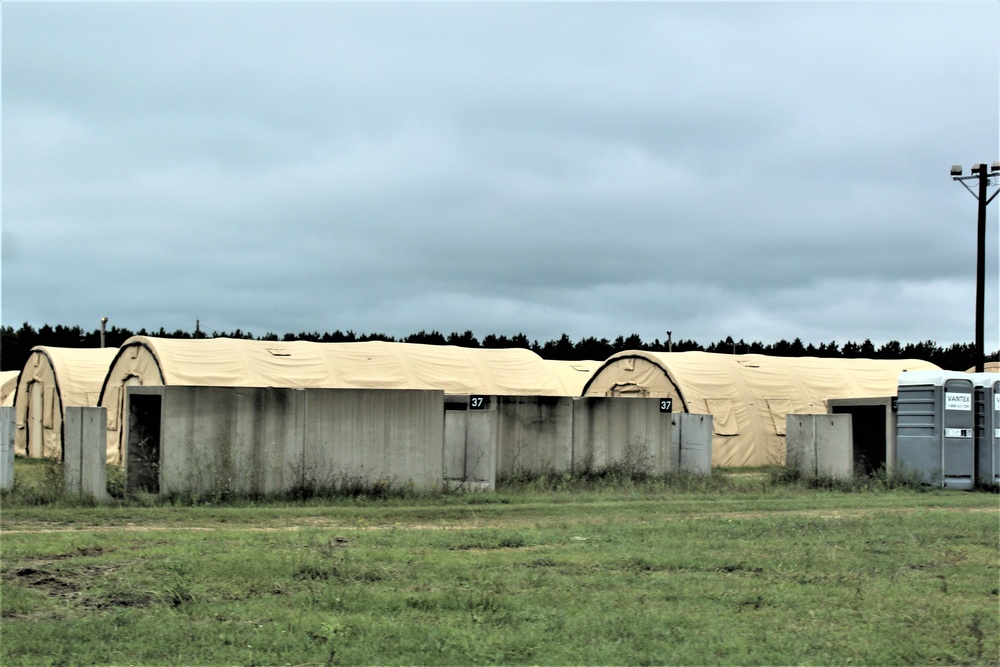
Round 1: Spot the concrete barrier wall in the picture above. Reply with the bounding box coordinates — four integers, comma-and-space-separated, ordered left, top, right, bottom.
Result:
1, 407, 13, 492
573, 397, 674, 475
127, 386, 444, 497
443, 401, 471, 483
64, 407, 109, 502
443, 396, 498, 491
303, 388, 443, 490
786, 416, 817, 476
827, 397, 896, 474
128, 387, 706, 498
496, 396, 574, 475
674, 413, 713, 474
143, 386, 306, 497
446, 396, 699, 485
786, 414, 853, 480
443, 395, 575, 483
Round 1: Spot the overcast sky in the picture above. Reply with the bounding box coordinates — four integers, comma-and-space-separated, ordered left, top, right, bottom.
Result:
3, 2, 998, 351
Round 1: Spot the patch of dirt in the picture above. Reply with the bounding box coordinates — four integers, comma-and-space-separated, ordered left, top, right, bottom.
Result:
11, 567, 80, 599
83, 591, 156, 610
4, 546, 127, 612
5, 563, 153, 611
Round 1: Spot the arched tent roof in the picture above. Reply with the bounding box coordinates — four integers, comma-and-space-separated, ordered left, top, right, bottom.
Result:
581, 351, 940, 467
14, 347, 119, 458
1, 371, 19, 407
98, 336, 578, 463
965, 362, 1000, 373
100, 336, 574, 394
543, 360, 601, 396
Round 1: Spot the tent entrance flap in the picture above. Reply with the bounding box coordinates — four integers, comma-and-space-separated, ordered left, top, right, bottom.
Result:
28, 382, 44, 456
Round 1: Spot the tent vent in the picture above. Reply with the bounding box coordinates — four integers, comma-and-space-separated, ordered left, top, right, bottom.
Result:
265, 347, 292, 357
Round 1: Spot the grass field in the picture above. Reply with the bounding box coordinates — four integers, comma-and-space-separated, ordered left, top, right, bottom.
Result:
2, 459, 998, 666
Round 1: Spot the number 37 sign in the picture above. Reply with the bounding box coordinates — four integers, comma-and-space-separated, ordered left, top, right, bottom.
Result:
659, 398, 673, 413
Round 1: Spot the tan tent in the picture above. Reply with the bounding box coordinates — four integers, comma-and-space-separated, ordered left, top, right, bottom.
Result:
966, 362, 1000, 373
581, 351, 940, 467
1, 371, 19, 407
543, 360, 601, 396
98, 336, 579, 464
13, 347, 120, 459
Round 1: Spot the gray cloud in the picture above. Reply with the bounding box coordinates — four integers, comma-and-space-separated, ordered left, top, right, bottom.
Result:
2, 2, 997, 351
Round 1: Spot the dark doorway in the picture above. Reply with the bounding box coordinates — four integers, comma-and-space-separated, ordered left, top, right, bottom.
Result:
127, 394, 162, 495
832, 405, 886, 475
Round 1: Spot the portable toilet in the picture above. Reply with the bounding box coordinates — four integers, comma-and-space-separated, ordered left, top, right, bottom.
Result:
972, 373, 1000, 486
896, 370, 975, 490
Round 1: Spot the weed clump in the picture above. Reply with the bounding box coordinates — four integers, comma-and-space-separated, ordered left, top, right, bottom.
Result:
1, 457, 66, 506
496, 441, 734, 494
767, 465, 931, 493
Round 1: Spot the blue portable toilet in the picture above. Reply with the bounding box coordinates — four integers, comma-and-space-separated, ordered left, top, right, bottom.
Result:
896, 371, 975, 490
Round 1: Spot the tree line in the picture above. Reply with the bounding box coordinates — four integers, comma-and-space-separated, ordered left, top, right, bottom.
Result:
1, 322, 994, 373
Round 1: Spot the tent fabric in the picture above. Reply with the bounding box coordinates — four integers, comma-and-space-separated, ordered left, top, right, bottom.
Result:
98, 336, 579, 463
543, 360, 601, 396
1, 371, 19, 407
965, 362, 1000, 373
581, 351, 940, 467
13, 347, 119, 458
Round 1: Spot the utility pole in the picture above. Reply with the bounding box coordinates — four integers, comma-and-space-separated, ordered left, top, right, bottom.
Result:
100, 317, 108, 348
666, 331, 673, 353
951, 161, 999, 373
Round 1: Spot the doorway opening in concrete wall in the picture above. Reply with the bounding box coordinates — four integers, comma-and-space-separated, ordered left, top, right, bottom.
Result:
127, 394, 161, 495
832, 405, 886, 475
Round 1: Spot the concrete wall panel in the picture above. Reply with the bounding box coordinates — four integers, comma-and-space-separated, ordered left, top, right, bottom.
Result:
443, 395, 499, 490
64, 407, 109, 501
303, 389, 443, 490
237, 388, 306, 495
1, 407, 13, 492
815, 415, 853, 479
573, 397, 674, 475
443, 407, 469, 482
465, 409, 498, 486
786, 414, 853, 480
129, 386, 443, 498
496, 396, 574, 475
786, 416, 817, 475
674, 413, 713, 474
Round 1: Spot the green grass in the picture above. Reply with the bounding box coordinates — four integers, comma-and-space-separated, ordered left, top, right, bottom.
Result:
2, 461, 999, 665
